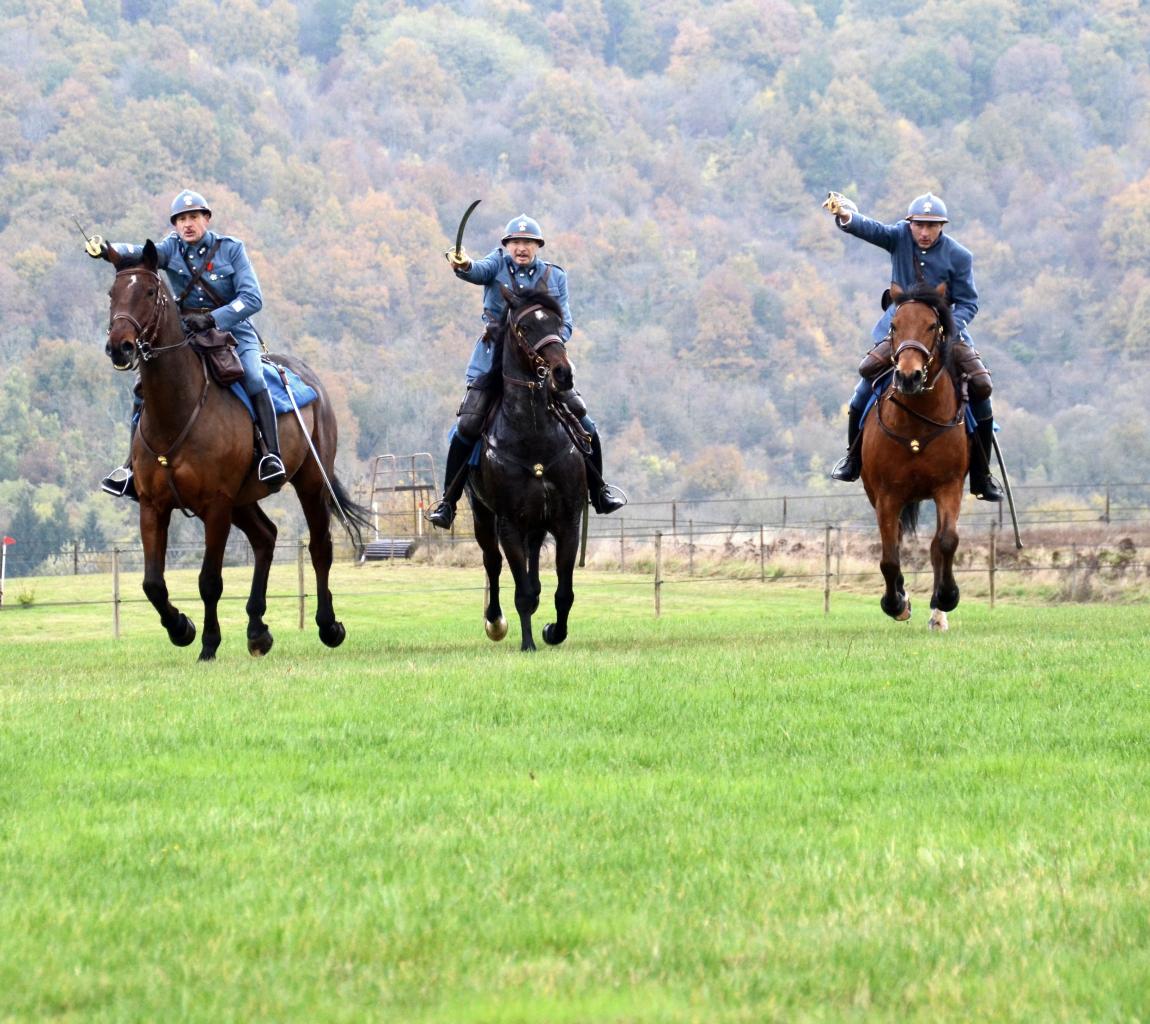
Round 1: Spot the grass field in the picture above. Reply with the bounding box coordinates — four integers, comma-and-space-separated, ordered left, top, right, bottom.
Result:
1, 563, 1148, 1022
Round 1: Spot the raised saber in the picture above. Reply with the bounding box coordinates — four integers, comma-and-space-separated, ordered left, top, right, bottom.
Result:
452, 199, 481, 262
72, 216, 104, 257
991, 433, 1024, 550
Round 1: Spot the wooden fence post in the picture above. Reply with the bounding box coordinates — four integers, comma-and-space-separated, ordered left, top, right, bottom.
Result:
823, 524, 832, 614
759, 524, 765, 583
688, 520, 694, 577
989, 520, 998, 609
619, 518, 625, 573
297, 539, 306, 630
654, 530, 663, 617
112, 546, 121, 640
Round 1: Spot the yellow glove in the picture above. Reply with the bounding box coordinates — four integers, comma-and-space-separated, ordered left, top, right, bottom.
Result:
823, 192, 858, 221
444, 248, 471, 269
85, 234, 108, 259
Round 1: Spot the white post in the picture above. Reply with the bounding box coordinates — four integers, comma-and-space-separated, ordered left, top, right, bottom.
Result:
0, 539, 7, 609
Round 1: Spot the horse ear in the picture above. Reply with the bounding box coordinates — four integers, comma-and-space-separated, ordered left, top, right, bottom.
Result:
499, 284, 517, 306
881, 285, 897, 311
142, 239, 159, 270
934, 283, 947, 300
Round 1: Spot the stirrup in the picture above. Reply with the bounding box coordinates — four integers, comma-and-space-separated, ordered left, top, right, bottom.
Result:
592, 483, 628, 515
258, 454, 286, 491
101, 465, 135, 498
830, 454, 860, 482
425, 499, 456, 529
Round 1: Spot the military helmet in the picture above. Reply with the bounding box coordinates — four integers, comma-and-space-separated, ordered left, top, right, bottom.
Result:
502, 214, 545, 247
170, 189, 212, 223
906, 192, 948, 223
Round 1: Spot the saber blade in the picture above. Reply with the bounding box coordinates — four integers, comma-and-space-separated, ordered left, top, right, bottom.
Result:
454, 198, 481, 257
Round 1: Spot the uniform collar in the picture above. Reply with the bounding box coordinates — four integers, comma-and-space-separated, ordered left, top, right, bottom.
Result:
181, 230, 217, 259
505, 254, 541, 275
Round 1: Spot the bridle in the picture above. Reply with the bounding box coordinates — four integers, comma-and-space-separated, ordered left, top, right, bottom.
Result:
886, 299, 947, 392
876, 298, 965, 453
108, 265, 188, 371
504, 302, 566, 393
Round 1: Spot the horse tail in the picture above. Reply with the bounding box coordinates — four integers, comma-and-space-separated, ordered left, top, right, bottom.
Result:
899, 501, 920, 539
328, 475, 373, 553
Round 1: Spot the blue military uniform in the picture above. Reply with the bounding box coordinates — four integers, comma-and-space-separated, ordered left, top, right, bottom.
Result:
829, 191, 1002, 500
455, 249, 573, 381
108, 230, 266, 396
99, 189, 285, 498
425, 214, 626, 528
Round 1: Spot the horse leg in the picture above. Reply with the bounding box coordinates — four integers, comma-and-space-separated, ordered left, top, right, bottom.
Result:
231, 503, 278, 656
929, 481, 963, 625
499, 525, 538, 652
296, 485, 345, 648
196, 503, 233, 662
542, 519, 579, 647
875, 495, 910, 621
472, 501, 507, 641
140, 501, 197, 648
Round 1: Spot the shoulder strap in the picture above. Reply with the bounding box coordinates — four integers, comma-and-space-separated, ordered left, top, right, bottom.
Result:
175, 238, 225, 308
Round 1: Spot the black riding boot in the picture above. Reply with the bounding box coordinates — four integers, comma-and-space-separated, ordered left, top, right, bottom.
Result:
101, 418, 139, 501
427, 433, 474, 529
830, 406, 862, 482
587, 431, 627, 514
251, 389, 287, 492
969, 418, 1005, 502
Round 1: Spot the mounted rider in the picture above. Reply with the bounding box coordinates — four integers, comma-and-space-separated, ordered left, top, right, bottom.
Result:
91, 188, 286, 498
825, 191, 1004, 501
426, 214, 627, 529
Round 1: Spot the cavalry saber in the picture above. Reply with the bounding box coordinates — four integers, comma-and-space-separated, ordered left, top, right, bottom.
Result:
453, 199, 482, 260
73, 215, 104, 257
991, 433, 1024, 550
274, 365, 359, 544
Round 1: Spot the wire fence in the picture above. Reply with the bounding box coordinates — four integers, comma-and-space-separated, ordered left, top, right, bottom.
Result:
3, 481, 1149, 623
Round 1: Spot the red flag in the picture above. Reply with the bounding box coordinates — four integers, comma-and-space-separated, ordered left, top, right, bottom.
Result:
2, 536, 13, 545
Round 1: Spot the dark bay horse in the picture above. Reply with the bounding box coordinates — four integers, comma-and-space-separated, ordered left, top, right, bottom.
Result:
466, 285, 587, 652
860, 283, 968, 631
104, 240, 370, 660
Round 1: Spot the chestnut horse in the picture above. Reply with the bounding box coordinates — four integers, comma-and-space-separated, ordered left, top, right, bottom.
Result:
466, 285, 587, 652
860, 282, 968, 631
103, 240, 370, 660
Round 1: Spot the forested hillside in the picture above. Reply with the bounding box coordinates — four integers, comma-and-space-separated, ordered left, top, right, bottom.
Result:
2, 0, 1149, 559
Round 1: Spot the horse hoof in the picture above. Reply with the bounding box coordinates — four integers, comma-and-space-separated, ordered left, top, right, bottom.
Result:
248, 631, 274, 657
319, 621, 346, 648
170, 614, 197, 648
542, 623, 566, 646
928, 610, 949, 632
197, 649, 217, 663
896, 598, 912, 622
485, 616, 508, 642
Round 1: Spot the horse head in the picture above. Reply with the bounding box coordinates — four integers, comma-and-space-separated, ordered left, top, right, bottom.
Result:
883, 282, 954, 396
105, 240, 178, 371
500, 285, 574, 393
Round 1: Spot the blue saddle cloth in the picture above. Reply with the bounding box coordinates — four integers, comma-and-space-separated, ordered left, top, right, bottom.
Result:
231, 361, 318, 418
861, 370, 979, 433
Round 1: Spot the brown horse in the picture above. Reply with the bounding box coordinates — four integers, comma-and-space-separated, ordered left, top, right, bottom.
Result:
467, 285, 587, 652
104, 240, 370, 660
860, 282, 968, 631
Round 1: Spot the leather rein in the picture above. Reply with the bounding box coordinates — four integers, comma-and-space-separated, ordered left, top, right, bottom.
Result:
875, 301, 966, 454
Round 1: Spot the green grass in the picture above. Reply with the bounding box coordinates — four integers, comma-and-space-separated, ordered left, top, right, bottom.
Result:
1, 565, 1148, 1022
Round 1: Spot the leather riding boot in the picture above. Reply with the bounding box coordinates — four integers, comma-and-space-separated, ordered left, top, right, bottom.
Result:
969, 418, 1005, 501
587, 431, 627, 514
830, 406, 863, 482
427, 432, 474, 529
101, 418, 139, 501
251, 389, 287, 492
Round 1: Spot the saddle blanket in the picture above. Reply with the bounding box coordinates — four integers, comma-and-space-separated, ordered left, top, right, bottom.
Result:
231, 361, 318, 418
861, 370, 980, 433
